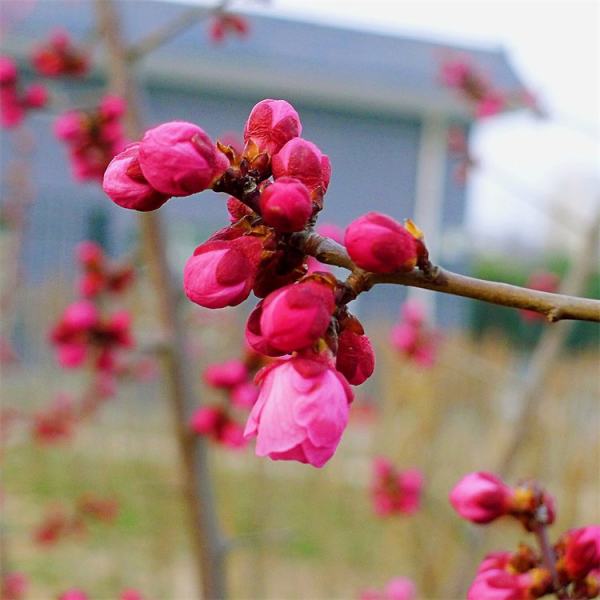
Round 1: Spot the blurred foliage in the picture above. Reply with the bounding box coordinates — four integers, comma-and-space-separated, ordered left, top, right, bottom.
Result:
470, 254, 600, 349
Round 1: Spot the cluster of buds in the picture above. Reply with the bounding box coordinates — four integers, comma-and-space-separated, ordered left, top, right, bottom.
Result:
360, 577, 416, 600
33, 494, 119, 547
31, 29, 89, 78
49, 299, 133, 371
440, 56, 506, 118
0, 56, 48, 129
103, 98, 430, 467
208, 12, 249, 43
55, 95, 126, 181
390, 300, 439, 368
520, 271, 560, 322
75, 241, 134, 298
191, 343, 269, 448
450, 472, 600, 599
371, 457, 423, 517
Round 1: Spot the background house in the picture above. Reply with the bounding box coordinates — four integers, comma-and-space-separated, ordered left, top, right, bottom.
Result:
1, 0, 528, 328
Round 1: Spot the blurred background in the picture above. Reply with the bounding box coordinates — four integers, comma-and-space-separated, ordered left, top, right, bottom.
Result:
1, 0, 598, 598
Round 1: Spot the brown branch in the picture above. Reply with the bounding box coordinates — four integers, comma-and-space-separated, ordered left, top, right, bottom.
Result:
126, 0, 232, 62
95, 2, 227, 598
293, 230, 600, 323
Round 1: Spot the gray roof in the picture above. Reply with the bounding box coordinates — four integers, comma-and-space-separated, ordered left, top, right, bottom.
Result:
1, 0, 526, 119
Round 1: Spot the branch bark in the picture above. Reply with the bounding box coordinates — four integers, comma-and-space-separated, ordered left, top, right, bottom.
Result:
127, 0, 231, 62
94, 2, 226, 598
294, 231, 600, 323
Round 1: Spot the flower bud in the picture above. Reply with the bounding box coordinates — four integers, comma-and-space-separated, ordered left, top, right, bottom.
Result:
467, 568, 544, 600
0, 56, 18, 86
190, 406, 222, 436
76, 241, 104, 269
255, 279, 336, 353
272, 138, 331, 194
244, 354, 353, 467
138, 121, 228, 196
244, 98, 302, 156
450, 471, 512, 524
203, 359, 248, 389
23, 84, 48, 108
336, 328, 375, 385
231, 382, 259, 408
183, 236, 262, 309
259, 177, 312, 232
103, 143, 170, 211
345, 212, 417, 274
559, 526, 600, 581
62, 300, 100, 331
371, 458, 423, 516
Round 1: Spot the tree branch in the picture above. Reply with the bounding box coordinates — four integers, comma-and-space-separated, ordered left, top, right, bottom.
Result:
293, 230, 600, 323
126, 0, 232, 62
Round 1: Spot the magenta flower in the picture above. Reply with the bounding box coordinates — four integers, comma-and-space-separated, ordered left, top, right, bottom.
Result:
1, 572, 28, 600
371, 457, 423, 516
0, 56, 18, 85
450, 472, 512, 524
58, 590, 89, 600
345, 212, 417, 274
183, 236, 263, 309
251, 278, 336, 354
467, 568, 538, 600
272, 138, 331, 195
138, 121, 228, 196
103, 143, 170, 211
120, 589, 144, 600
359, 577, 416, 600
32, 29, 89, 78
243, 98, 302, 156
244, 353, 353, 467
22, 83, 48, 108
190, 406, 247, 450
259, 177, 313, 232
230, 381, 259, 408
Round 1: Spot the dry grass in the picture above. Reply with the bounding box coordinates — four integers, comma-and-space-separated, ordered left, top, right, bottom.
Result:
2, 281, 599, 599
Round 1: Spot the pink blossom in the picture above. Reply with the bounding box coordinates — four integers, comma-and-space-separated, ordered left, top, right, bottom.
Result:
345, 212, 417, 274
259, 177, 313, 232
272, 138, 331, 195
244, 353, 353, 467
209, 13, 249, 44
190, 406, 222, 436
62, 300, 100, 331
560, 526, 600, 581
359, 577, 416, 600
335, 327, 375, 385
467, 568, 536, 600
54, 111, 82, 141
2, 572, 28, 600
476, 93, 505, 118
450, 472, 512, 524
371, 457, 423, 516
32, 29, 89, 77
190, 406, 247, 450
76, 241, 104, 269
138, 121, 228, 196
243, 98, 302, 156
56, 343, 88, 368
183, 236, 263, 309
440, 59, 471, 88
251, 278, 336, 354
219, 420, 247, 449
203, 359, 248, 389
230, 381, 259, 408
99, 95, 126, 120
103, 143, 170, 211
0, 92, 24, 128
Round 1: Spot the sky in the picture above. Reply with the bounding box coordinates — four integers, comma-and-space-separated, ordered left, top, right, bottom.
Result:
182, 0, 600, 250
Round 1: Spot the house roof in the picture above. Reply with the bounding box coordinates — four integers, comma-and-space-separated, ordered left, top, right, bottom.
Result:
1, 0, 527, 119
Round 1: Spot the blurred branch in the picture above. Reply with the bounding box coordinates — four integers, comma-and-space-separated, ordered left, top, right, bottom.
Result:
295, 231, 600, 323
126, 0, 232, 62
94, 2, 228, 598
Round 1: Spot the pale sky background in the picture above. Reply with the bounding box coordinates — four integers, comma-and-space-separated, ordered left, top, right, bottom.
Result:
180, 0, 600, 250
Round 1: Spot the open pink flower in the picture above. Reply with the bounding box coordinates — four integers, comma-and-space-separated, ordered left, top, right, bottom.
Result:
103, 143, 170, 211
244, 98, 302, 156
244, 353, 353, 467
345, 212, 417, 274
138, 121, 228, 196
371, 457, 423, 516
184, 236, 263, 309
450, 472, 512, 524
